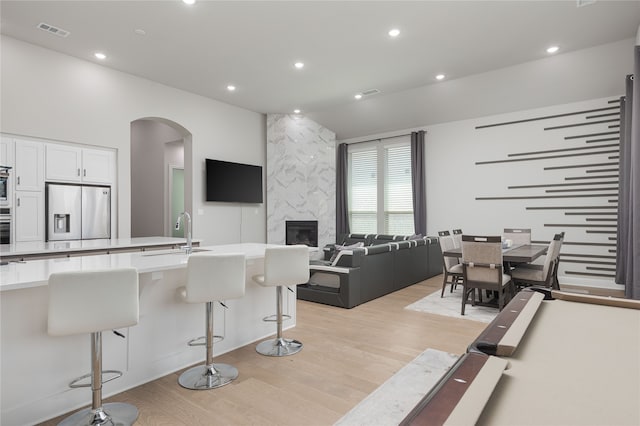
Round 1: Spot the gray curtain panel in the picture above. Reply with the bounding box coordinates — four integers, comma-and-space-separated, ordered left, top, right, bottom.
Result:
411, 130, 427, 236
336, 142, 350, 236
616, 46, 640, 300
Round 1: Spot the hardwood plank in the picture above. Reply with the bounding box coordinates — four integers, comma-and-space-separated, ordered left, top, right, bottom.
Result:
39, 275, 485, 425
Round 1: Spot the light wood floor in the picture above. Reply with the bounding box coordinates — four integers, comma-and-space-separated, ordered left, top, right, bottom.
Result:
41, 275, 486, 426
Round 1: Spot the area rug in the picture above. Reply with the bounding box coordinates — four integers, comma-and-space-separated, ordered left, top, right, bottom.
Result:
404, 287, 499, 323
334, 348, 458, 426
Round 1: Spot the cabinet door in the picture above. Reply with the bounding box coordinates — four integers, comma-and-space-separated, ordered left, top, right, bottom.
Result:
15, 191, 44, 242
15, 140, 44, 191
46, 144, 82, 182
82, 148, 114, 184
0, 136, 14, 167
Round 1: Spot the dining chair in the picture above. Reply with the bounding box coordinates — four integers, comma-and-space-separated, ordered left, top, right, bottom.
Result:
438, 231, 462, 297
460, 235, 514, 315
514, 232, 564, 290
452, 229, 463, 249
503, 228, 531, 246
510, 233, 562, 290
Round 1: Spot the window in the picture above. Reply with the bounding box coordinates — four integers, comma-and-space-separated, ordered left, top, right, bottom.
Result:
348, 137, 414, 235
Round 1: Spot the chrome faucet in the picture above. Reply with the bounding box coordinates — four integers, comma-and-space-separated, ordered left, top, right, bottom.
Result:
175, 211, 192, 255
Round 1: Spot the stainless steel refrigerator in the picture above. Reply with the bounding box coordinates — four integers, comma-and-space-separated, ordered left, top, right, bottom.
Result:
46, 183, 111, 241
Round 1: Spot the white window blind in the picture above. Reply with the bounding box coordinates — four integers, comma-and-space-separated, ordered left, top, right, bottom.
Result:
348, 138, 414, 235
384, 144, 414, 235
349, 149, 377, 233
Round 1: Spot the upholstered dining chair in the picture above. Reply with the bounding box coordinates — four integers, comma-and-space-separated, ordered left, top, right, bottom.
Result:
503, 228, 532, 246
513, 232, 564, 290
452, 229, 463, 249
438, 231, 463, 297
460, 235, 514, 315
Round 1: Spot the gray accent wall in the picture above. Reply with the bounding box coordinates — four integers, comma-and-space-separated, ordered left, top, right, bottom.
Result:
266, 114, 336, 252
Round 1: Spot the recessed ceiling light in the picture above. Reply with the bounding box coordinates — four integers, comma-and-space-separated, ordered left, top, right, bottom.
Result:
94, 52, 106, 60
293, 109, 301, 114
227, 85, 236, 91
294, 62, 305, 69
388, 29, 400, 37
354, 94, 363, 100
435, 74, 445, 80
134, 29, 146, 36
182, 0, 196, 5
546, 45, 559, 54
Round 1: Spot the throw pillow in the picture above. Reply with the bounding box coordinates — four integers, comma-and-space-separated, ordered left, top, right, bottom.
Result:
329, 242, 364, 263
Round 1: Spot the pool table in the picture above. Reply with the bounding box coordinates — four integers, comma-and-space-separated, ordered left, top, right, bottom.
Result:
401, 289, 640, 425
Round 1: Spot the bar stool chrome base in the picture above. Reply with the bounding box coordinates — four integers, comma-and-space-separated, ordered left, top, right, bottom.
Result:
256, 337, 303, 357
58, 402, 139, 426
178, 363, 238, 390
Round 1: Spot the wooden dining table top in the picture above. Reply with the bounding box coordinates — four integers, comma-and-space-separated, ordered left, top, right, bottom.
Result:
442, 244, 548, 264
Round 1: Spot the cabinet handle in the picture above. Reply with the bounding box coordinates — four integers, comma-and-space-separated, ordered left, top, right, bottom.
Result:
17, 198, 20, 207
77, 168, 80, 176
83, 169, 86, 177
17, 176, 20, 185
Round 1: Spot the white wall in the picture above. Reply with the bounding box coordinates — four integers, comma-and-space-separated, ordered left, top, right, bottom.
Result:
424, 96, 622, 290
0, 35, 266, 245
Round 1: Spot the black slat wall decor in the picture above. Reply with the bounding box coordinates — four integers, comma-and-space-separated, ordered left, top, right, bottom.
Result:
474, 97, 620, 285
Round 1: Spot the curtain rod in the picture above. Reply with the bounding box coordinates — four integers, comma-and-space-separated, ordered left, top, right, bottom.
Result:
342, 129, 425, 146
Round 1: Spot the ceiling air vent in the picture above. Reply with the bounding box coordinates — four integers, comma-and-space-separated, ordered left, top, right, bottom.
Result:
576, 0, 596, 7
361, 89, 380, 97
37, 22, 70, 38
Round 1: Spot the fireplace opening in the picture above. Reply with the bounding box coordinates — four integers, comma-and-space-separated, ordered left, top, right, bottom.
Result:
286, 220, 318, 247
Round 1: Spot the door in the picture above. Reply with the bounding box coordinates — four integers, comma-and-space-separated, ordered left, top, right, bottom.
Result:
15, 191, 44, 242
82, 186, 111, 239
170, 167, 184, 238
46, 184, 82, 241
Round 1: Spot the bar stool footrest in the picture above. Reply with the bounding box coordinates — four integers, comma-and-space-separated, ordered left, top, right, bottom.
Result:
261, 314, 291, 322
68, 370, 123, 388
188, 335, 224, 346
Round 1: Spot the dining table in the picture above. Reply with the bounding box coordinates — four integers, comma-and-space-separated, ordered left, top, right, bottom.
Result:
442, 244, 547, 264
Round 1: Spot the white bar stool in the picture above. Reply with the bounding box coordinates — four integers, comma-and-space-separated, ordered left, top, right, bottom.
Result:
177, 252, 246, 390
47, 268, 140, 426
253, 245, 310, 357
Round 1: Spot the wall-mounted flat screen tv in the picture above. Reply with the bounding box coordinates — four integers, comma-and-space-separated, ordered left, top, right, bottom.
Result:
205, 159, 263, 203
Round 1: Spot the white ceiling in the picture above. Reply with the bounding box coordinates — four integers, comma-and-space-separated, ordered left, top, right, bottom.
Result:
1, 1, 639, 136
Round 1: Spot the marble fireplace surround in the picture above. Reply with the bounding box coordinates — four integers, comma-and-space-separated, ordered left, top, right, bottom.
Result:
266, 114, 336, 255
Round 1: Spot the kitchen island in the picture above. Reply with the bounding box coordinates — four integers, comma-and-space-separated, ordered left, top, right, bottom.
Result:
0, 243, 297, 425
0, 236, 202, 262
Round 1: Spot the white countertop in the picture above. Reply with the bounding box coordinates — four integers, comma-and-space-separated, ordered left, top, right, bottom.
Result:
0, 237, 202, 257
0, 243, 281, 292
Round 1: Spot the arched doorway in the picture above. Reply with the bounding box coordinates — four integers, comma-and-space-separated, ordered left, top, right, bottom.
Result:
130, 118, 192, 238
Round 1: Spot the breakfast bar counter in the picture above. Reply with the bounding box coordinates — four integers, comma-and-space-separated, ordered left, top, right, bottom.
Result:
0, 243, 297, 425
0, 236, 202, 262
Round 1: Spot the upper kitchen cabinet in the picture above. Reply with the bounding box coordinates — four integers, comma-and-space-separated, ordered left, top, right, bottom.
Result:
15, 139, 44, 191
0, 136, 14, 167
46, 144, 115, 185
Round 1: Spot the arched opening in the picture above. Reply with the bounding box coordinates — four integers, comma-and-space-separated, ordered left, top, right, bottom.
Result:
130, 117, 192, 238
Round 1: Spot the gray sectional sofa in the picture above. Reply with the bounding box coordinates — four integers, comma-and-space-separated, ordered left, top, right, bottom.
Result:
297, 234, 443, 309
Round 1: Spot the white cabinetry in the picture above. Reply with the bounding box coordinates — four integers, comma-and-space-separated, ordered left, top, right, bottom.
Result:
46, 144, 114, 185
15, 191, 44, 242
45, 144, 82, 182
14, 139, 45, 242
15, 140, 44, 192
0, 137, 14, 167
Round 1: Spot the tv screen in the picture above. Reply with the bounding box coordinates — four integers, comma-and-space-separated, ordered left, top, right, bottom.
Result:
205, 159, 263, 203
